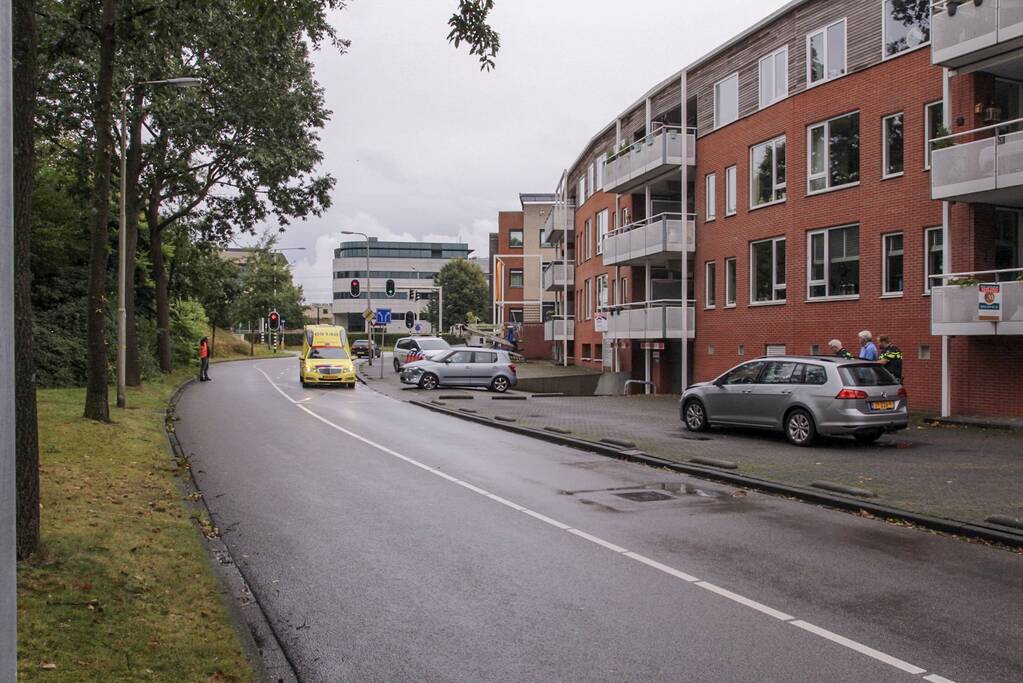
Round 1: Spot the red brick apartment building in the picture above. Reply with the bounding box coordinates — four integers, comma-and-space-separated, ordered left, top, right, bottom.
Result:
514, 0, 1023, 417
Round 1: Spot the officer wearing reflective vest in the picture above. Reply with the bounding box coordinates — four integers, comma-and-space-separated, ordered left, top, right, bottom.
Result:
878, 335, 903, 382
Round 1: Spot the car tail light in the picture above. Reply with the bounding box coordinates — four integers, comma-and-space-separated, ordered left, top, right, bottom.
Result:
835, 388, 868, 400
509, 363, 517, 374
897, 387, 907, 398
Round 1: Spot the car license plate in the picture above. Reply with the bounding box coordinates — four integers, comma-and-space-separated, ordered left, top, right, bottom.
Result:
870, 400, 895, 411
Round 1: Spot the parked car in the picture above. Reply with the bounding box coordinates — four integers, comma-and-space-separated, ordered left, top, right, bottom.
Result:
393, 336, 451, 372
400, 349, 517, 392
351, 339, 381, 358
679, 356, 907, 446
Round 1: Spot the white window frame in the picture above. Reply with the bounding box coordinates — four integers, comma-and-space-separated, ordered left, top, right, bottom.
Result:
509, 268, 524, 289
596, 274, 608, 310
595, 158, 604, 192
586, 278, 594, 320
584, 218, 592, 261
925, 100, 944, 170
759, 46, 788, 109
713, 72, 739, 129
750, 136, 786, 209
725, 165, 737, 216
596, 209, 608, 255
807, 224, 860, 300
881, 0, 931, 61
882, 231, 904, 297
620, 277, 628, 305
807, 112, 860, 195
587, 163, 595, 198
749, 236, 786, 305
705, 261, 717, 309
806, 18, 847, 88
706, 173, 717, 221
924, 226, 944, 294
577, 176, 586, 206
882, 112, 905, 179
725, 257, 737, 307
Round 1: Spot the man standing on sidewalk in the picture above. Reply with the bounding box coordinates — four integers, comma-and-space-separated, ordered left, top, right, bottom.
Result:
828, 339, 853, 359
878, 335, 903, 382
198, 337, 211, 382
858, 330, 878, 361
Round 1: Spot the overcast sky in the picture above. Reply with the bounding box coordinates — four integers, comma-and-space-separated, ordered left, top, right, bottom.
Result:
273, 0, 792, 302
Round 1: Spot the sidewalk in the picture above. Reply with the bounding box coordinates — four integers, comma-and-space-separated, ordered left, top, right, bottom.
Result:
359, 361, 1023, 531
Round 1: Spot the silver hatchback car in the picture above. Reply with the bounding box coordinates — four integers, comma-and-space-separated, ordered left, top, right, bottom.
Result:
400, 348, 518, 393
680, 356, 908, 446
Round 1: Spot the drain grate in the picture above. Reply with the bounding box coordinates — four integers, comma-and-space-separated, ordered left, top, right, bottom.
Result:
613, 490, 674, 503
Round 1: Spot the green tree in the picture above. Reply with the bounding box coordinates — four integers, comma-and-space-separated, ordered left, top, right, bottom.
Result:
168, 226, 242, 356
427, 260, 488, 332
233, 235, 305, 346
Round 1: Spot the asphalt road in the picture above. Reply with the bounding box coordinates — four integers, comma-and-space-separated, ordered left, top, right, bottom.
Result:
175, 357, 1022, 683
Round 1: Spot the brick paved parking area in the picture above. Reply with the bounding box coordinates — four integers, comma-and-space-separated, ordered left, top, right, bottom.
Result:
359, 358, 1023, 528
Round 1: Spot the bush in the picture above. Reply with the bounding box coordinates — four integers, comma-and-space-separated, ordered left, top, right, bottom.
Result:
170, 299, 209, 368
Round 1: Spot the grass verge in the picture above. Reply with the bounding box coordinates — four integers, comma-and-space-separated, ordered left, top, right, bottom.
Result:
17, 370, 254, 682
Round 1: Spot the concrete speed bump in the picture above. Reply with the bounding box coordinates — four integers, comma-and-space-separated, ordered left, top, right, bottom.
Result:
459, 408, 478, 414
439, 394, 475, 400
986, 515, 1023, 531
811, 481, 877, 498
600, 437, 636, 449
544, 426, 572, 435
689, 457, 738, 470
492, 395, 528, 401
493, 415, 517, 423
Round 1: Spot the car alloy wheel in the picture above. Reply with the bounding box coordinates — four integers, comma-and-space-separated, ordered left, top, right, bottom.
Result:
684, 400, 708, 432
491, 376, 509, 393
786, 409, 816, 447
420, 373, 438, 390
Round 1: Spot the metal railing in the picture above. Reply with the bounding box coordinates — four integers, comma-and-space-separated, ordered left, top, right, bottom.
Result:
930, 267, 1023, 335
603, 299, 696, 340
603, 125, 696, 193
931, 0, 1023, 67
542, 262, 575, 291
543, 316, 575, 341
603, 212, 696, 264
930, 116, 1023, 201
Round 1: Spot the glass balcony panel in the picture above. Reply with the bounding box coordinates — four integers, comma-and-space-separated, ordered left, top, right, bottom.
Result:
931, 136, 998, 199
932, 1, 998, 66
997, 129, 1023, 186
931, 281, 1023, 335
603, 127, 695, 195
544, 317, 575, 341
1000, 0, 1023, 40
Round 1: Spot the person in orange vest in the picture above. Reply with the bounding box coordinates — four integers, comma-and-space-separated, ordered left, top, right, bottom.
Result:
198, 337, 211, 382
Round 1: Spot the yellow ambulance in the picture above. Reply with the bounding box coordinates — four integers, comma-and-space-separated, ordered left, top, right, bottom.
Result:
299, 325, 356, 388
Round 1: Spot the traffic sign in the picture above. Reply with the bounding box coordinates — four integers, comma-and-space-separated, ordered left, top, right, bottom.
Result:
376, 308, 392, 325
362, 308, 374, 322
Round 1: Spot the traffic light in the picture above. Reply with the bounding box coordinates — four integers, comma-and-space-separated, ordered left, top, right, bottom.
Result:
404, 311, 415, 329
350, 279, 361, 298
268, 310, 281, 332
412, 290, 422, 302
385, 279, 395, 297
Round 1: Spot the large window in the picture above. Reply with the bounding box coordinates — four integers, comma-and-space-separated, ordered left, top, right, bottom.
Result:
596, 274, 609, 309
750, 237, 786, 303
596, 209, 609, 255
705, 261, 717, 308
924, 227, 944, 292
759, 47, 788, 109
883, 0, 930, 59
714, 73, 739, 129
725, 166, 737, 216
808, 112, 860, 193
883, 232, 904, 296
807, 19, 846, 86
925, 101, 944, 169
751, 137, 786, 207
725, 257, 737, 307
706, 173, 717, 221
808, 224, 860, 299
883, 113, 904, 178
509, 269, 524, 288
509, 230, 523, 248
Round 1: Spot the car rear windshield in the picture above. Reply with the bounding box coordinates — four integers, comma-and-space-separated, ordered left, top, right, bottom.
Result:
839, 364, 898, 386
308, 347, 349, 360
418, 339, 450, 350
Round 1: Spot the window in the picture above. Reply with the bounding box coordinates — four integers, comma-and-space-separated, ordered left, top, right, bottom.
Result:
808, 224, 860, 299
596, 158, 604, 191
447, 350, 474, 363
883, 0, 930, 59
584, 219, 592, 261
725, 165, 737, 215
577, 176, 586, 205
596, 209, 609, 255
725, 257, 737, 306
995, 209, 1023, 280
509, 309, 523, 323
883, 113, 904, 178
924, 227, 944, 292
759, 47, 788, 108
509, 230, 524, 248
722, 362, 765, 385
620, 277, 628, 304
705, 261, 717, 308
509, 269, 524, 288
925, 101, 944, 169
596, 274, 608, 309
706, 173, 717, 221
803, 365, 828, 385
808, 112, 860, 193
751, 137, 786, 207
807, 19, 846, 86
918, 344, 931, 360
714, 73, 739, 128
750, 237, 786, 303
761, 361, 800, 384
883, 233, 904, 295
473, 351, 497, 364
582, 344, 591, 359
585, 278, 593, 320
587, 163, 595, 198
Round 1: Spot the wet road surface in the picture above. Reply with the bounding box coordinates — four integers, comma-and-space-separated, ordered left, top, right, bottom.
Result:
175, 357, 1022, 682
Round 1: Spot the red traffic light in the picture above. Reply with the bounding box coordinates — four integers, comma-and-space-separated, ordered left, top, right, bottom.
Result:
268, 311, 281, 331
350, 279, 361, 298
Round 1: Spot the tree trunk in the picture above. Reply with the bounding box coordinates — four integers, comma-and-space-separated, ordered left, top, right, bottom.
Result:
148, 190, 172, 373
124, 90, 144, 387
13, 0, 40, 559
83, 0, 118, 421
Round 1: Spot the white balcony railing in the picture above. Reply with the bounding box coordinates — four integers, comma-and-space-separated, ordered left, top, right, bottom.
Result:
544, 316, 575, 341
931, 269, 1023, 335
542, 262, 575, 291
931, 119, 1023, 205
541, 202, 576, 245
602, 213, 696, 266
604, 300, 696, 340
931, 0, 1023, 68
603, 125, 696, 195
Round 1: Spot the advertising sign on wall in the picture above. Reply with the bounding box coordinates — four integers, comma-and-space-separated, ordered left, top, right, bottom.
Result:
978, 283, 1002, 322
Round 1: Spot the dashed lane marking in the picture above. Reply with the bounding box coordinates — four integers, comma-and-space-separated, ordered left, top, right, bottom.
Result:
254, 368, 957, 682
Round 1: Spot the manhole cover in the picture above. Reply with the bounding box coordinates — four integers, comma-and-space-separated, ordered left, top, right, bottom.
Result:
614, 491, 674, 503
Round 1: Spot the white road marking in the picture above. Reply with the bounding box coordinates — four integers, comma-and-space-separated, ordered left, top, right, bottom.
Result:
253, 368, 956, 682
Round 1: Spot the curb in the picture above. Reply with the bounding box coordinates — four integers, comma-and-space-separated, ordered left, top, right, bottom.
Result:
408, 399, 1023, 550
167, 380, 301, 683
924, 415, 1023, 433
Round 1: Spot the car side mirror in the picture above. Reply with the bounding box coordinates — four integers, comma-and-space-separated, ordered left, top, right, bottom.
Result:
712, 378, 725, 388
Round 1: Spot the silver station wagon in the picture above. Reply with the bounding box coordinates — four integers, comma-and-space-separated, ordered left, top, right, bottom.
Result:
680, 356, 908, 446
400, 348, 518, 393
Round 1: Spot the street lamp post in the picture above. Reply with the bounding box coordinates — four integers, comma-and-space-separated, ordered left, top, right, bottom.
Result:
341, 230, 373, 367
117, 77, 201, 409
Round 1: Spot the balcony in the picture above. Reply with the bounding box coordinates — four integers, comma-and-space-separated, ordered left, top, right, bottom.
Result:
931, 0, 1023, 68
542, 262, 575, 291
544, 316, 575, 341
602, 126, 696, 195
931, 120, 1023, 206
605, 301, 696, 340
541, 202, 575, 245
602, 213, 696, 267
931, 271, 1023, 335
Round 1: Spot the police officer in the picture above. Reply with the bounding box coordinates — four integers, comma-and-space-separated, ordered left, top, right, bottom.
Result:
828, 339, 853, 359
878, 335, 903, 382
